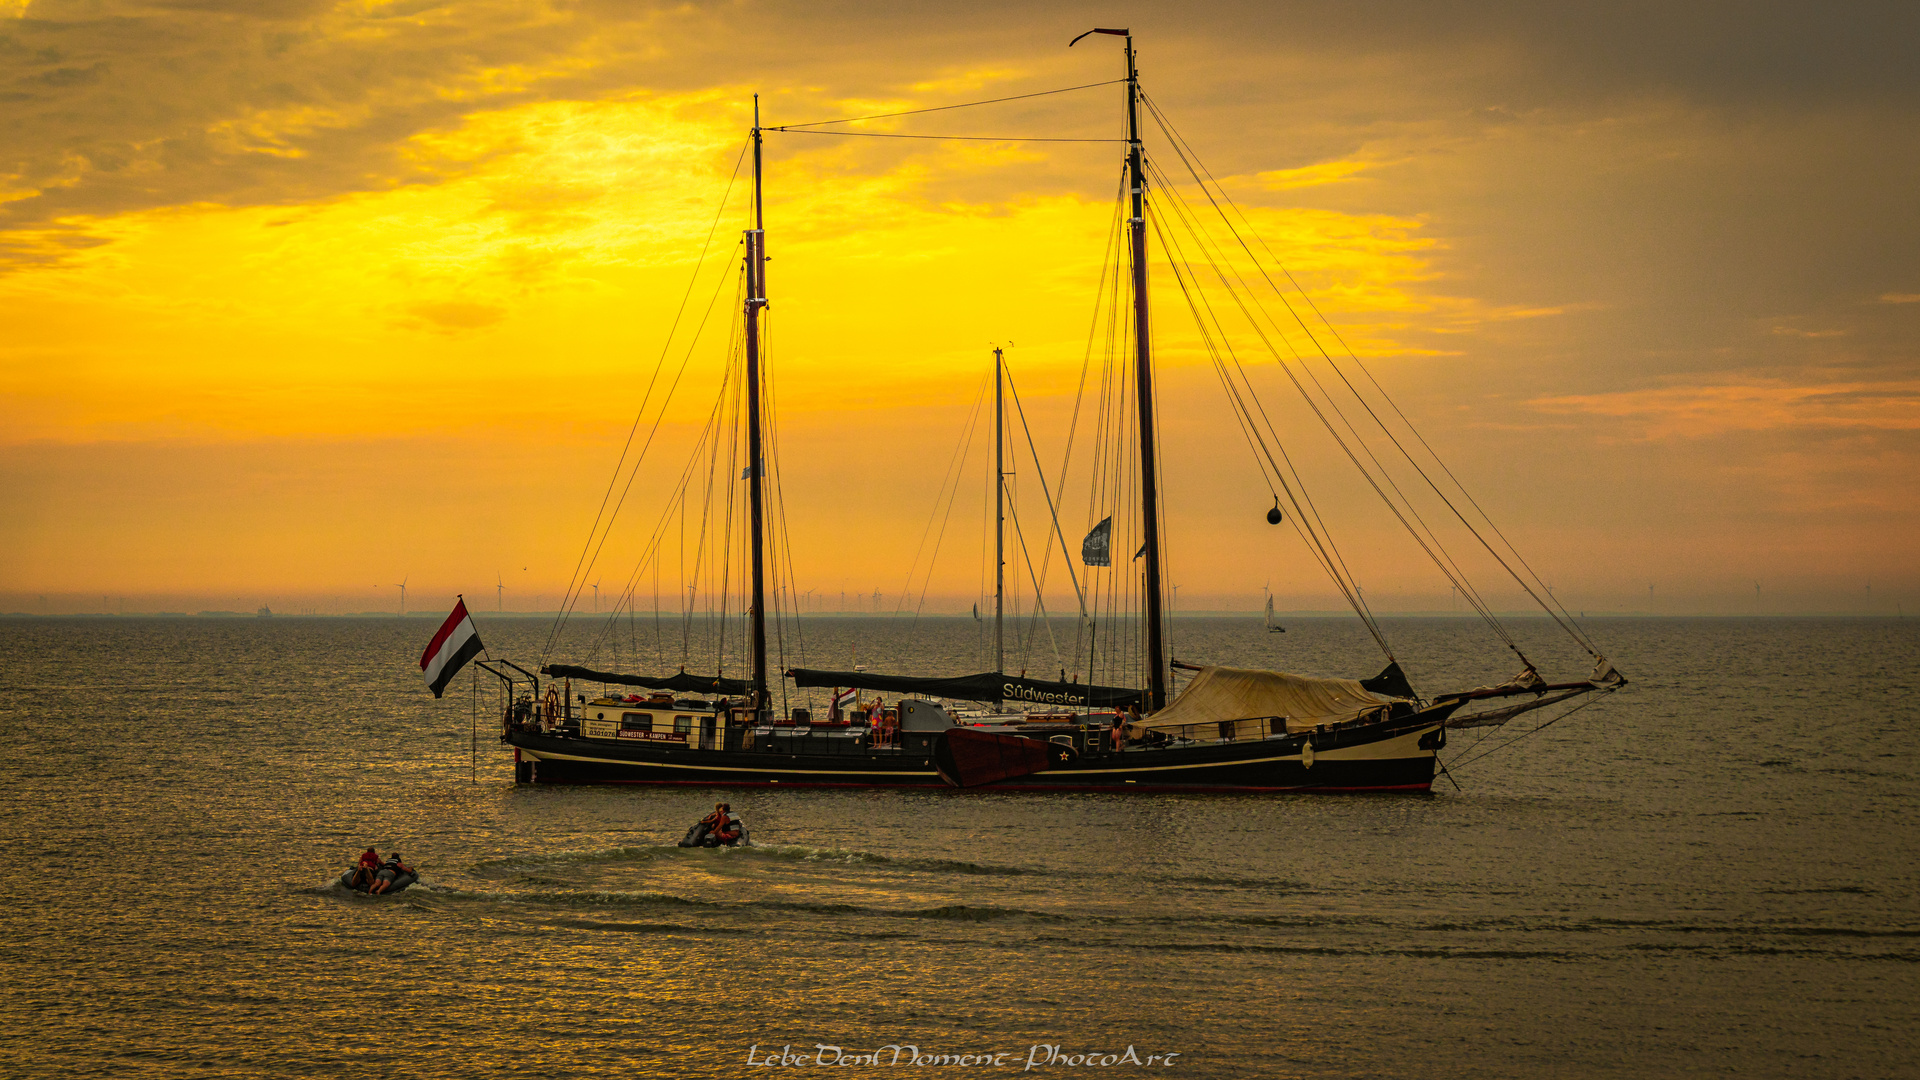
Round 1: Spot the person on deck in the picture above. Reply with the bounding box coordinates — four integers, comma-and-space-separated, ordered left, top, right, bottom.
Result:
352, 847, 380, 890
370, 852, 413, 895
1111, 713, 1126, 751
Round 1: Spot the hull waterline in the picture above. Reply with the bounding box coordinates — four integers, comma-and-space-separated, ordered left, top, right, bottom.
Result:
504, 712, 1445, 794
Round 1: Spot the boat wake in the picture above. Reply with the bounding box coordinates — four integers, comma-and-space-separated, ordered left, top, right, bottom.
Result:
740, 843, 1035, 876
472, 845, 677, 875
390, 880, 1078, 925
471, 841, 1035, 879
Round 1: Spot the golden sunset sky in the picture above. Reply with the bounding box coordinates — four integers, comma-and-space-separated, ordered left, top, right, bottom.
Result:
2, 1, 1915, 616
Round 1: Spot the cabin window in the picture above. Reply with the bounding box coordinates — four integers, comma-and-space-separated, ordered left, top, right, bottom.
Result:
621, 712, 652, 732
674, 714, 693, 735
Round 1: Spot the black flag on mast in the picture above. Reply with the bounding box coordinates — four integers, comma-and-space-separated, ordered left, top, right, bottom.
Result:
1081, 517, 1112, 567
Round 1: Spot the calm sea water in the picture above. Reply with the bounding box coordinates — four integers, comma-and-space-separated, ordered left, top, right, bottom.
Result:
0, 615, 1914, 1078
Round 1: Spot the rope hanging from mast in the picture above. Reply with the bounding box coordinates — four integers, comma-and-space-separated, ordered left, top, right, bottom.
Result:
540, 138, 751, 668
1137, 89, 1608, 668
544, 38, 1621, 722
769, 79, 1127, 130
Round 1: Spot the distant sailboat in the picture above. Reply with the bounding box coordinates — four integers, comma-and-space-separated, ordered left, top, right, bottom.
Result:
1264, 590, 1285, 634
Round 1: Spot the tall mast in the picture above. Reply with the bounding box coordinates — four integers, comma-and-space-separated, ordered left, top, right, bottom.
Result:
993, 345, 1005, 698
745, 96, 769, 715
1124, 36, 1167, 711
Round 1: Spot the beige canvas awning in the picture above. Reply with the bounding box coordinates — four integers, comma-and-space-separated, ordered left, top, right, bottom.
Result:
1139, 665, 1406, 736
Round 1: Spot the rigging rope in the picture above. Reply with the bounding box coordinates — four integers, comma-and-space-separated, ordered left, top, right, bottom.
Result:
1145, 154, 1516, 658
586, 329, 738, 663
895, 374, 990, 629
771, 79, 1127, 129
1006, 368, 1089, 624
1141, 91, 1600, 662
1144, 107, 1528, 662
1445, 689, 1616, 772
1145, 179, 1397, 659
542, 139, 751, 665
772, 130, 1124, 143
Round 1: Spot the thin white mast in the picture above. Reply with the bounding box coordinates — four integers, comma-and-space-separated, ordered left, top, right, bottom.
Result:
993, 345, 1005, 701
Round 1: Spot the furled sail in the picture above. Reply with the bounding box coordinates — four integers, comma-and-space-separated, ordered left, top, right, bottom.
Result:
541, 664, 752, 695
786, 667, 1143, 708
1142, 665, 1409, 734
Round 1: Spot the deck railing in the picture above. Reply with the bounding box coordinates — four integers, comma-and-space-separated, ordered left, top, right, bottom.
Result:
1144, 716, 1291, 745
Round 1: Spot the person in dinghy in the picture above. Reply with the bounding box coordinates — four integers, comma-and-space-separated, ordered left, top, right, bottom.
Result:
678, 803, 749, 848
348, 847, 381, 891
369, 851, 416, 895
337, 848, 420, 895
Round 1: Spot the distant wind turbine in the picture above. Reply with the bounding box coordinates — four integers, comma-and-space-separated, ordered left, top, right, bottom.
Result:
591, 580, 601, 612
393, 575, 408, 615
496, 573, 505, 611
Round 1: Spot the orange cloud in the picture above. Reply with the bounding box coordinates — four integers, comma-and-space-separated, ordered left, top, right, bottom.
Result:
1531, 377, 1920, 439
1256, 159, 1381, 190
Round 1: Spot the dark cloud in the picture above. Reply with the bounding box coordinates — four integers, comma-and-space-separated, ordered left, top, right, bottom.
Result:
5, 1, 1913, 249
1, 0, 649, 239
2, 0, 1917, 419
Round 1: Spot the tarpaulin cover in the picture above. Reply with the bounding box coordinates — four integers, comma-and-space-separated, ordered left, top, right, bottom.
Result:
786, 668, 1142, 708
1144, 665, 1408, 735
541, 664, 751, 695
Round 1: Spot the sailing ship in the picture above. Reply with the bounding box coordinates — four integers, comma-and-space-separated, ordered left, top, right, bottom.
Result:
1264, 589, 1285, 634
488, 31, 1626, 792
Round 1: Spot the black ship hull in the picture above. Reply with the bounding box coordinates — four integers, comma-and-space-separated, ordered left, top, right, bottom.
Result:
504, 710, 1446, 794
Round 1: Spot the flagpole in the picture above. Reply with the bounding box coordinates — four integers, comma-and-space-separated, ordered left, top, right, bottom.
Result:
463, 590, 482, 781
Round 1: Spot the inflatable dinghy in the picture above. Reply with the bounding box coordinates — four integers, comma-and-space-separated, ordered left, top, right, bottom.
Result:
338, 867, 419, 895
678, 818, 749, 848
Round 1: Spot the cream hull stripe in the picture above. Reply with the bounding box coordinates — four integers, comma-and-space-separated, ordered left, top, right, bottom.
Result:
1056, 724, 1435, 775
523, 724, 1437, 777
521, 748, 941, 777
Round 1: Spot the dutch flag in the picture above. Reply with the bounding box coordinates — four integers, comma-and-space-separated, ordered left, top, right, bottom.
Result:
420, 597, 485, 698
